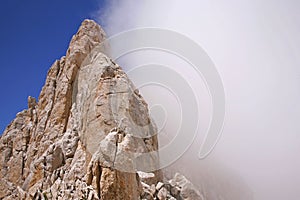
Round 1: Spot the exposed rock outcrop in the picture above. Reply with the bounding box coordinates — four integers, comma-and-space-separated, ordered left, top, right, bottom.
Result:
0, 19, 201, 200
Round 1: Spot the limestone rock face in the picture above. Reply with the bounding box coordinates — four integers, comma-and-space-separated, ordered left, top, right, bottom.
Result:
0, 19, 161, 200
0, 19, 200, 200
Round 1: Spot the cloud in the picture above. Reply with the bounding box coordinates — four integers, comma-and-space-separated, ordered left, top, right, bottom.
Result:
96, 1, 300, 199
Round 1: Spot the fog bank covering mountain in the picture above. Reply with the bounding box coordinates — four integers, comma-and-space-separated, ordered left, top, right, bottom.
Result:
97, 1, 300, 199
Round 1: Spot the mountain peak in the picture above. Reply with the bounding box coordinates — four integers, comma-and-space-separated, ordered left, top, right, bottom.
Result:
0, 20, 202, 200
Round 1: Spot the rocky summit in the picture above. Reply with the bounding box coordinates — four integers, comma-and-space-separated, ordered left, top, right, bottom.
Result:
0, 19, 202, 200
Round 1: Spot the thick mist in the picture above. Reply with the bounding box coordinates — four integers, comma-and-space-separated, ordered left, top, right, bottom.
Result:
97, 0, 300, 199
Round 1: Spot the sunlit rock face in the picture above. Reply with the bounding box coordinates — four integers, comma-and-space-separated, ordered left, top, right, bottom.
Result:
0, 19, 202, 200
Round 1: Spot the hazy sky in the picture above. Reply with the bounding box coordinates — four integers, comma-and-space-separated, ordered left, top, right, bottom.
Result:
0, 1, 299, 199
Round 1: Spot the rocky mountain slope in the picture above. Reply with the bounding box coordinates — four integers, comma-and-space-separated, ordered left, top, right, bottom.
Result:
0, 19, 202, 200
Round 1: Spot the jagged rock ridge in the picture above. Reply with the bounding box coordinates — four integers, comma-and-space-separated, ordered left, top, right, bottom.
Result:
0, 19, 202, 200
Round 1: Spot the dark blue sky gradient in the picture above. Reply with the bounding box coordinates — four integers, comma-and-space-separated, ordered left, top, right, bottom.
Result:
0, 0, 106, 133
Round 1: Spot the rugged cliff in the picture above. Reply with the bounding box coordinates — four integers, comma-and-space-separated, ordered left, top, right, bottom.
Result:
0, 19, 202, 200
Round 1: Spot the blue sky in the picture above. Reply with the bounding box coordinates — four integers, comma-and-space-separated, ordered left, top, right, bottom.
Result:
0, 0, 106, 133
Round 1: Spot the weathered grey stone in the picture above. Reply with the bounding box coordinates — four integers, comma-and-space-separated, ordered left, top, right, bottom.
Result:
169, 173, 203, 200
156, 181, 164, 191
157, 187, 168, 200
